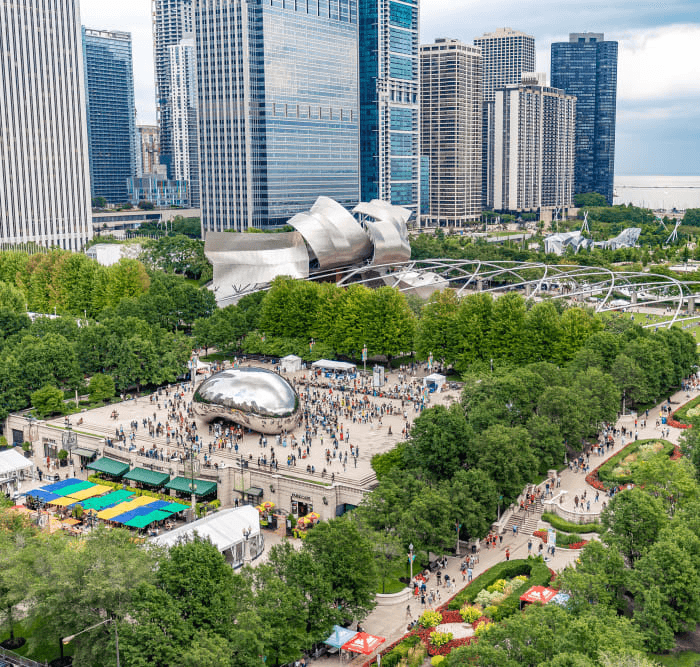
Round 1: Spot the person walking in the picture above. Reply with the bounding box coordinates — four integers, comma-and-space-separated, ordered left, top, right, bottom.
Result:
505, 548, 510, 561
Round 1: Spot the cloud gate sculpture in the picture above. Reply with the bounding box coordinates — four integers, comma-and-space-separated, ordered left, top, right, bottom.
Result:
206, 196, 412, 305
193, 368, 301, 434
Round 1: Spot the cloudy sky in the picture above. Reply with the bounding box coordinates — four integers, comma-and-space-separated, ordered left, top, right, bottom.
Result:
80, 0, 700, 177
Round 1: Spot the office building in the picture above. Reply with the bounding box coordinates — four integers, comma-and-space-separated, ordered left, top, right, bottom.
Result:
551, 33, 618, 204
490, 74, 576, 211
474, 28, 535, 207
153, 0, 193, 178
359, 0, 420, 217
128, 174, 189, 208
420, 39, 482, 225
169, 36, 199, 207
0, 0, 92, 249
194, 0, 360, 233
137, 125, 161, 176
82, 28, 139, 204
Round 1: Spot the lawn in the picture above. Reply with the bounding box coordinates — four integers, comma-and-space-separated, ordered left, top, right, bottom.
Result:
0, 618, 74, 664
629, 312, 700, 344
377, 559, 411, 595
596, 438, 675, 486
671, 395, 700, 425
654, 651, 700, 667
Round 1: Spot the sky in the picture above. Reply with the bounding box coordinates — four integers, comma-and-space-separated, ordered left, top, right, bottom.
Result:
79, 0, 700, 177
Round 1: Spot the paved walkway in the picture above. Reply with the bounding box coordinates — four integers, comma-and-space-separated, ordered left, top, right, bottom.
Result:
337, 383, 695, 659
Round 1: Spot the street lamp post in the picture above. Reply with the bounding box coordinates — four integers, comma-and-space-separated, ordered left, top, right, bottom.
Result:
62, 617, 120, 667
408, 543, 414, 582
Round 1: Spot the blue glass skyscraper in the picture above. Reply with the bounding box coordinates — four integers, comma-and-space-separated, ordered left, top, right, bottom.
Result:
194, 0, 360, 233
551, 33, 618, 204
82, 28, 138, 204
358, 0, 420, 219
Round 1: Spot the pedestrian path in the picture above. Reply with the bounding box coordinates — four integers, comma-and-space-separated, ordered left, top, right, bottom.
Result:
344, 385, 696, 658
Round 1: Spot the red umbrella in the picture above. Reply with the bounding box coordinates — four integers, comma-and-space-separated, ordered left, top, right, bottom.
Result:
341, 632, 385, 655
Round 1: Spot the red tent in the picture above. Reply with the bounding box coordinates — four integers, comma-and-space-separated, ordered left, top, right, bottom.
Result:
341, 632, 386, 655
519, 586, 558, 608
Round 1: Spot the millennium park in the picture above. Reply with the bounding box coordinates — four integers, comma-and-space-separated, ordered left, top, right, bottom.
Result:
0, 197, 700, 667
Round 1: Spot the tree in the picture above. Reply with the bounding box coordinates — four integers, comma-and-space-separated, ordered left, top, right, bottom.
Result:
601, 488, 667, 567
246, 564, 308, 667
473, 424, 538, 502
88, 373, 116, 403
629, 527, 700, 652
556, 540, 627, 613
403, 404, 474, 480
30, 384, 65, 418
138, 200, 155, 210
267, 540, 341, 639
574, 192, 608, 207
446, 469, 498, 540
303, 517, 378, 618
27, 527, 159, 665
92, 196, 107, 208
0, 281, 26, 313
414, 289, 460, 364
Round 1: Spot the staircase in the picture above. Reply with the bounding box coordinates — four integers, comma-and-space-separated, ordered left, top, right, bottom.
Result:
507, 497, 544, 536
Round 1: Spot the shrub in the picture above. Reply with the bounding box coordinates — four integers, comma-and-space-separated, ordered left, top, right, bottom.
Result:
429, 631, 453, 647
541, 512, 601, 533
483, 605, 498, 618
419, 610, 443, 628
431, 656, 445, 667
596, 438, 674, 486
448, 559, 532, 609
474, 621, 494, 637
459, 605, 481, 623
486, 578, 508, 593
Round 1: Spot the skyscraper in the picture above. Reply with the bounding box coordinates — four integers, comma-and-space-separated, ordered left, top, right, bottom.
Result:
551, 33, 618, 204
152, 0, 192, 179
359, 0, 420, 218
474, 28, 535, 207
194, 0, 360, 233
169, 36, 199, 207
137, 125, 161, 176
420, 39, 482, 226
0, 0, 92, 249
82, 28, 139, 204
490, 74, 576, 211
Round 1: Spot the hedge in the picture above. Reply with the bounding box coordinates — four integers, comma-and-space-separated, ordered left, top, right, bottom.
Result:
596, 438, 675, 486
670, 395, 700, 426
447, 557, 551, 612
541, 513, 601, 534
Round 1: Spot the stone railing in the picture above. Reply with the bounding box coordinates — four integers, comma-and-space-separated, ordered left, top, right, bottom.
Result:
543, 492, 600, 525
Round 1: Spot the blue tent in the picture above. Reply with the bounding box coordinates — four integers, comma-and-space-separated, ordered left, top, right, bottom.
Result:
26, 489, 60, 503
324, 625, 357, 649
40, 478, 82, 493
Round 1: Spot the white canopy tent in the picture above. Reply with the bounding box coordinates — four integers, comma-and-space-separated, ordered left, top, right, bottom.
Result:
150, 505, 263, 567
0, 448, 34, 495
423, 373, 446, 391
311, 359, 357, 372
280, 354, 303, 373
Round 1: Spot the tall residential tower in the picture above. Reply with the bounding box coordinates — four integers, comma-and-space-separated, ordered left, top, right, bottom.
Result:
0, 0, 92, 248
194, 0, 360, 233
82, 28, 139, 204
420, 39, 482, 226
489, 74, 576, 211
152, 0, 193, 179
359, 0, 420, 218
474, 28, 535, 208
169, 36, 199, 207
551, 33, 618, 204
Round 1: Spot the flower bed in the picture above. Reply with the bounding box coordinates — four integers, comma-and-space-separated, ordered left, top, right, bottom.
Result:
669, 395, 700, 427
586, 438, 676, 490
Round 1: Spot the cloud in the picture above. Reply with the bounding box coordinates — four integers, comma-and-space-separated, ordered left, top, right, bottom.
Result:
615, 24, 700, 101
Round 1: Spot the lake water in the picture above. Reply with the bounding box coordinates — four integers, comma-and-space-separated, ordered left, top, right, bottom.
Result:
614, 175, 700, 211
